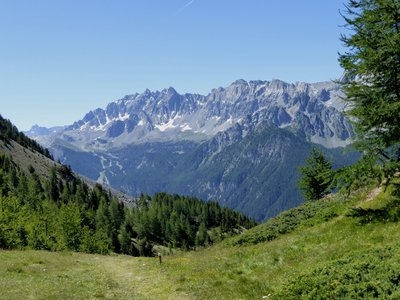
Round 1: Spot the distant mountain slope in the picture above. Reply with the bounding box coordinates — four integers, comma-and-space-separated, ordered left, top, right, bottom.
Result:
174, 125, 328, 220
50, 124, 358, 222
26, 79, 356, 221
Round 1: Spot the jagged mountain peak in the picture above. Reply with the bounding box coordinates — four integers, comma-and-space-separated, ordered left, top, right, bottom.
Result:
27, 78, 352, 150
269, 78, 290, 88
231, 79, 248, 86
163, 86, 178, 95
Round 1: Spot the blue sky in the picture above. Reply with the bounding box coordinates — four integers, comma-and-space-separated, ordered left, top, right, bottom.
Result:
1, 0, 347, 130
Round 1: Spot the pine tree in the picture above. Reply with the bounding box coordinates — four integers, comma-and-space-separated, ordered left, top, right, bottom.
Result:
58, 202, 83, 251
9, 168, 19, 189
195, 221, 209, 247
118, 209, 136, 255
109, 198, 124, 252
0, 170, 9, 196
298, 148, 333, 202
48, 166, 60, 202
339, 0, 400, 178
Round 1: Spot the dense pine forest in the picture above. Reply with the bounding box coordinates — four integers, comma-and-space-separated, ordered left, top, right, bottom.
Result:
0, 115, 256, 256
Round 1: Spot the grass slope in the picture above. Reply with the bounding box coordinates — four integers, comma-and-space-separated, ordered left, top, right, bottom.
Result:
2, 185, 400, 299
0, 250, 189, 300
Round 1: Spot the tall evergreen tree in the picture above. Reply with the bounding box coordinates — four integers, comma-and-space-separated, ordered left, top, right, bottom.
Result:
339, 0, 400, 178
48, 166, 60, 202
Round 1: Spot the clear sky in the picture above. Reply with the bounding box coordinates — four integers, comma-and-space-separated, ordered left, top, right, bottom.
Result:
0, 0, 348, 131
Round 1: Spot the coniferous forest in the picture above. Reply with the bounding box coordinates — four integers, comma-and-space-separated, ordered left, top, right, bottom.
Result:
0, 115, 256, 256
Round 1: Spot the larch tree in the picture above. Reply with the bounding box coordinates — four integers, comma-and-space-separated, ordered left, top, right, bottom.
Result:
339, 0, 400, 178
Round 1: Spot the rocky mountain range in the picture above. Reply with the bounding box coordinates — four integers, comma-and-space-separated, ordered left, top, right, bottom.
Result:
26, 79, 357, 221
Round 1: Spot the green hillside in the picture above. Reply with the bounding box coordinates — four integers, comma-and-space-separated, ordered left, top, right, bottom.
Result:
2, 183, 400, 299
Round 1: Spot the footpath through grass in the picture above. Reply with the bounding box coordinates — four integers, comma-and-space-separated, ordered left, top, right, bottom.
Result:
0, 250, 188, 300
2, 185, 400, 299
